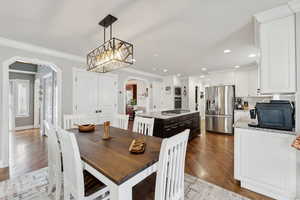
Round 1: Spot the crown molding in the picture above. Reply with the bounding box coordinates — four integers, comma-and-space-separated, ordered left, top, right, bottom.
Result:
121, 67, 163, 79
288, 0, 300, 12
254, 5, 294, 23
0, 37, 85, 63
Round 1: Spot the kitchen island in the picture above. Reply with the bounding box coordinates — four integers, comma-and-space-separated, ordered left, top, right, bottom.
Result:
137, 110, 200, 140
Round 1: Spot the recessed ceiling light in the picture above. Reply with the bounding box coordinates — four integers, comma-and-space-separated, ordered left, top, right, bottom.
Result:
235, 65, 240, 69
248, 54, 257, 58
201, 67, 207, 71
154, 54, 159, 57
200, 75, 205, 78
163, 69, 168, 73
177, 73, 181, 77
224, 49, 232, 54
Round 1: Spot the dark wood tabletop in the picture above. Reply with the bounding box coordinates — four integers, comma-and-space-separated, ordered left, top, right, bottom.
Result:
68, 125, 162, 185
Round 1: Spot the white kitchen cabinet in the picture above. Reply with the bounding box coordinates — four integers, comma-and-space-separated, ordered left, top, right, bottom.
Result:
234, 70, 249, 97
259, 15, 296, 94
234, 128, 296, 200
248, 68, 258, 96
74, 69, 118, 123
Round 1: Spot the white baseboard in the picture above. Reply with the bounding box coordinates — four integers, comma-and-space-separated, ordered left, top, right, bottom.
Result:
15, 125, 34, 131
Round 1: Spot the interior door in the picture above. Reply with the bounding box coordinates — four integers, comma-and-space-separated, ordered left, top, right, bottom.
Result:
74, 71, 98, 114
98, 75, 118, 124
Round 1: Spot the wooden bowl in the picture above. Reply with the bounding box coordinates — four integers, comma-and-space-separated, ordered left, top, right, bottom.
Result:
78, 124, 95, 132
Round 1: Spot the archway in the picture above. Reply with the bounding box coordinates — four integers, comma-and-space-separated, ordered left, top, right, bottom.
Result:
1, 56, 62, 168
123, 77, 150, 119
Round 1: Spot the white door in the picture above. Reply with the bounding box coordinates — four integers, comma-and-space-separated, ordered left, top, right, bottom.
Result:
98, 75, 118, 124
74, 71, 98, 114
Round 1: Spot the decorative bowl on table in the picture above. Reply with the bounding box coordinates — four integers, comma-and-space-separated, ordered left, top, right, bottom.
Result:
78, 124, 96, 132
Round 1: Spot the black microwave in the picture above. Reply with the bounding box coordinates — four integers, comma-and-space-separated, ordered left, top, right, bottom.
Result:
175, 87, 181, 96
256, 100, 295, 131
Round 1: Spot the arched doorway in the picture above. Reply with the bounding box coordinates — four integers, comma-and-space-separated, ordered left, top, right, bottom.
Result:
1, 56, 62, 168
123, 77, 150, 120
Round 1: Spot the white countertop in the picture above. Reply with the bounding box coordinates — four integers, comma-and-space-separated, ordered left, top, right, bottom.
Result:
234, 118, 296, 135
137, 111, 200, 119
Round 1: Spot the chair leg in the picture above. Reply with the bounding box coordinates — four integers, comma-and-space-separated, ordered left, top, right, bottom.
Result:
48, 178, 54, 195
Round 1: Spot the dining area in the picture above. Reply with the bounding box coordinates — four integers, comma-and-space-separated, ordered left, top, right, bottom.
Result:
45, 113, 190, 200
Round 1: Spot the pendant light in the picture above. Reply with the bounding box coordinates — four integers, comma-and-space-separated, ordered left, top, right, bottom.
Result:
87, 14, 134, 73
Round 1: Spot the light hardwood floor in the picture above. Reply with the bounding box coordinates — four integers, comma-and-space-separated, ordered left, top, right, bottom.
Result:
0, 124, 272, 200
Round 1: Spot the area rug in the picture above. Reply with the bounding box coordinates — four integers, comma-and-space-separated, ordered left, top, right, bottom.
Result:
0, 168, 251, 200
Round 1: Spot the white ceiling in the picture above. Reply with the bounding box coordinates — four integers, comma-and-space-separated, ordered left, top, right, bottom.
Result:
0, 0, 289, 76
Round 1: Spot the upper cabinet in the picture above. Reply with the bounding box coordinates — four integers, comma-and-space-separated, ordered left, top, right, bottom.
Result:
255, 6, 296, 94
234, 67, 259, 97
234, 70, 249, 97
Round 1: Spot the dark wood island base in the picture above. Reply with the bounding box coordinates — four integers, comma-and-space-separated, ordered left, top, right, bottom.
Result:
139, 111, 200, 140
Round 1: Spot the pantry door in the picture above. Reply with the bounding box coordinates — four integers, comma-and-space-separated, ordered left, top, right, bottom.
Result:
97, 75, 118, 124
74, 70, 98, 114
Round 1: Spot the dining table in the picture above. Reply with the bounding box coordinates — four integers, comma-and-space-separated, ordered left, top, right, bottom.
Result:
68, 125, 162, 200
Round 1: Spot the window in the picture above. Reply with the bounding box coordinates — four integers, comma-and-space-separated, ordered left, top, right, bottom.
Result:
14, 80, 30, 117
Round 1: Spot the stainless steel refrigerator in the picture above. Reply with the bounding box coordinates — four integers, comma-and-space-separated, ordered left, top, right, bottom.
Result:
205, 85, 235, 134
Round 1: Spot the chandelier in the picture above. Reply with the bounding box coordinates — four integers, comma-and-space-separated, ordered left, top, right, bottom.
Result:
87, 15, 134, 73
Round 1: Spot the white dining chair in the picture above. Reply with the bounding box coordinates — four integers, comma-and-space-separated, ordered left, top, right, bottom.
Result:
58, 128, 109, 200
113, 114, 129, 130
63, 114, 99, 130
44, 120, 62, 200
155, 129, 190, 200
133, 116, 155, 136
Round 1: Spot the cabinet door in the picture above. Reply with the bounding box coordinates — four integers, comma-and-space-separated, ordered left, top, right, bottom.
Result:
98, 75, 118, 123
260, 15, 296, 94
74, 71, 98, 114
248, 68, 258, 96
234, 71, 249, 97
237, 129, 296, 199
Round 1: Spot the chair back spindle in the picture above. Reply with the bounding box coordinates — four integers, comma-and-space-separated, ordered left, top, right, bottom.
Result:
133, 117, 155, 136
155, 129, 190, 200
